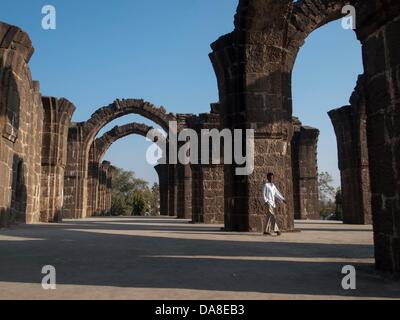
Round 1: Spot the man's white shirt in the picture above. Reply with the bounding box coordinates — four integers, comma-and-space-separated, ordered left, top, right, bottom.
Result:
263, 183, 285, 208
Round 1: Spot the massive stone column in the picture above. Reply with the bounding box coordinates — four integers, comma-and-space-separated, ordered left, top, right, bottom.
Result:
210, 3, 295, 232
97, 161, 111, 215
40, 97, 75, 222
64, 123, 87, 219
354, 0, 400, 273
329, 78, 372, 225
0, 22, 43, 227
292, 119, 320, 220
187, 109, 225, 224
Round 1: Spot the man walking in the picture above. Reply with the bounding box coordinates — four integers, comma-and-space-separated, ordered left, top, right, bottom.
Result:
262, 173, 287, 236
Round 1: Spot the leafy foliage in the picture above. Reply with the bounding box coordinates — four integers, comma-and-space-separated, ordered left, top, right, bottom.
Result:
318, 172, 341, 221
110, 167, 160, 217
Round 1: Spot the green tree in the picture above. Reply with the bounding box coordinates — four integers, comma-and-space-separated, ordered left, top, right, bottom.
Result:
318, 172, 336, 203
150, 183, 160, 216
110, 167, 160, 217
318, 172, 337, 219
131, 193, 146, 216
110, 193, 126, 216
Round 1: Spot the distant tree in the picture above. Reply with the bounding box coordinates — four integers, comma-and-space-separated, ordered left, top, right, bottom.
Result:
318, 172, 336, 203
150, 183, 160, 216
318, 172, 337, 219
110, 193, 127, 216
131, 193, 146, 216
110, 167, 160, 217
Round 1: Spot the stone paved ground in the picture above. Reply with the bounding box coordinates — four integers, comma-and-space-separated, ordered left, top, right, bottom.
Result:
0, 217, 399, 300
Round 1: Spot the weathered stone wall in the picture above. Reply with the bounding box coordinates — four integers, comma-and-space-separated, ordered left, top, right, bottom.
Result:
0, 22, 43, 227
40, 97, 75, 222
329, 77, 372, 225
354, 0, 400, 273
292, 118, 320, 220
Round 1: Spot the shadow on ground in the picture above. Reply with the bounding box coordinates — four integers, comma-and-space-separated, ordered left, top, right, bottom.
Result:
0, 217, 399, 299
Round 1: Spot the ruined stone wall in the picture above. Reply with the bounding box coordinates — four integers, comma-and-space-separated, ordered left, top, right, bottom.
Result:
291, 119, 320, 220
40, 97, 75, 222
0, 23, 43, 227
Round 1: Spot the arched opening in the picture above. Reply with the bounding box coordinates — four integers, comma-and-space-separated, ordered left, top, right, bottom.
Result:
86, 119, 166, 218
292, 19, 367, 224
63, 100, 173, 220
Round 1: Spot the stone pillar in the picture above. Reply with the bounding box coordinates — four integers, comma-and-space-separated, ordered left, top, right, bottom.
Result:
210, 30, 294, 232
183, 164, 192, 219
176, 163, 185, 219
355, 1, 400, 273
97, 161, 110, 215
329, 77, 372, 225
187, 110, 224, 224
175, 163, 193, 220
104, 165, 115, 215
64, 123, 87, 219
168, 164, 178, 217
155, 164, 169, 216
40, 97, 75, 223
291, 119, 320, 220
87, 141, 101, 217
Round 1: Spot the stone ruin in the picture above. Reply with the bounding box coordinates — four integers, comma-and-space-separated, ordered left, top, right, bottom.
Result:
0, 0, 399, 274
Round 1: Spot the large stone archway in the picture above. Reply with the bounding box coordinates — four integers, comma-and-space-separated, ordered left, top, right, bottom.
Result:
210, 0, 400, 273
86, 122, 167, 217
64, 99, 176, 219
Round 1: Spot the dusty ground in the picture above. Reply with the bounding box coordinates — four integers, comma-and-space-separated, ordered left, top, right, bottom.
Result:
0, 217, 399, 300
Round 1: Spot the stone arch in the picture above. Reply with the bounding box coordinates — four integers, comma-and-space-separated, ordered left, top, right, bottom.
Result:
289, 1, 370, 224
64, 98, 175, 219
82, 99, 174, 150
87, 122, 166, 217
91, 122, 156, 164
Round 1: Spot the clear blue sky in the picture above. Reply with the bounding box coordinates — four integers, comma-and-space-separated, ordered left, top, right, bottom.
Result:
1, 0, 363, 187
